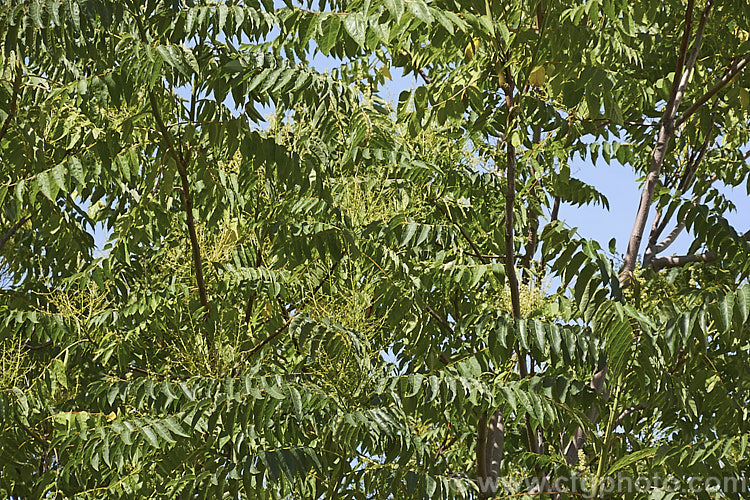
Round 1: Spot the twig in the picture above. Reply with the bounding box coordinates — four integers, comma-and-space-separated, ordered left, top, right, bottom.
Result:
246, 314, 296, 359
423, 304, 453, 364
427, 198, 489, 264
612, 403, 648, 430
0, 215, 32, 253
424, 304, 454, 335
400, 49, 431, 84
245, 253, 346, 361
22, 339, 52, 351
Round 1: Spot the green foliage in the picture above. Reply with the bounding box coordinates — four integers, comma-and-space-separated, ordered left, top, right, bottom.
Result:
2, 0, 750, 498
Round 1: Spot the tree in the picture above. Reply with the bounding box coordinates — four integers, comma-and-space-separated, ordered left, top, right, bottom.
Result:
1, 0, 750, 498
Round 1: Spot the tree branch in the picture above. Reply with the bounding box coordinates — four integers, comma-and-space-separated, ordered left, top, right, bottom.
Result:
644, 171, 717, 267
539, 197, 560, 282
149, 90, 210, 322
503, 76, 547, 492
612, 403, 648, 430
477, 407, 504, 499
503, 96, 522, 323
245, 254, 346, 362
643, 112, 718, 267
662, 0, 695, 121
650, 251, 717, 270
22, 339, 52, 351
246, 313, 296, 360
476, 411, 488, 497
0, 215, 32, 253
645, 222, 686, 263
401, 49, 431, 84
676, 52, 750, 128
550, 196, 561, 222
464, 252, 502, 260
621, 0, 712, 281
669, 0, 711, 121
424, 303, 454, 335
522, 129, 542, 283
665, 107, 715, 215
648, 225, 747, 271
428, 197, 489, 264
423, 304, 454, 364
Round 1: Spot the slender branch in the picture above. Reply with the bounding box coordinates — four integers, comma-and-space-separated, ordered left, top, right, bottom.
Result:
647, 222, 686, 261
307, 252, 345, 299
423, 304, 454, 364
189, 74, 198, 123
676, 52, 750, 128
245, 254, 345, 362
417, 68, 431, 85
424, 304, 454, 335
652, 109, 716, 252
648, 223, 746, 272
669, 347, 688, 374
148, 91, 210, 320
672, 0, 710, 114
503, 98, 522, 322
550, 196, 560, 222
645, 210, 664, 257
20, 421, 47, 446
0, 215, 32, 253
277, 297, 290, 320
662, 0, 694, 121
465, 252, 502, 260
677, 111, 715, 194
128, 364, 152, 376
645, 170, 717, 267
428, 198, 489, 264
246, 313, 296, 359
503, 71, 547, 492
22, 339, 52, 351
400, 49, 431, 84
612, 403, 648, 430
522, 129, 542, 283
434, 429, 457, 461
592, 375, 623, 497
538, 197, 560, 282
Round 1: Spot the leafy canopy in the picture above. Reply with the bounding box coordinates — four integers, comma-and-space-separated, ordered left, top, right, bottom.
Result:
1, 0, 750, 498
